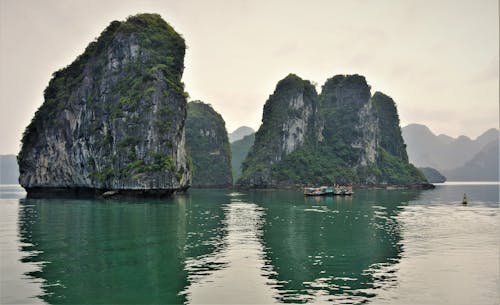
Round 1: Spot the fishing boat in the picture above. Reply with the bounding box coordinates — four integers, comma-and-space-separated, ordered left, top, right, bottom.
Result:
343, 185, 354, 196
304, 185, 353, 196
304, 187, 324, 196
320, 186, 334, 195
333, 185, 354, 196
333, 186, 344, 195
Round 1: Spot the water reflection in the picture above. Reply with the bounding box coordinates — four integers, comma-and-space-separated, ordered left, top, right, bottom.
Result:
16, 189, 423, 304
16, 191, 230, 304
8, 185, 499, 304
373, 188, 499, 305
183, 197, 277, 303
246, 190, 421, 304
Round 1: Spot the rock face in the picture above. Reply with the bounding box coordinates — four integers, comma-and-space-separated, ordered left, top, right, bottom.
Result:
238, 74, 426, 187
320, 75, 378, 170
239, 74, 321, 186
185, 101, 232, 187
18, 14, 191, 197
372, 92, 408, 162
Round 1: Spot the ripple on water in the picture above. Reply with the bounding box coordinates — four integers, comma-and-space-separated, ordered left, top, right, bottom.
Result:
371, 204, 499, 305
183, 201, 278, 304
1, 185, 498, 304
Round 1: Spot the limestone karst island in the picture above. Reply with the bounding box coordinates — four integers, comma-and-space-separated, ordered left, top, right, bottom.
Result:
17, 13, 430, 198
18, 14, 191, 197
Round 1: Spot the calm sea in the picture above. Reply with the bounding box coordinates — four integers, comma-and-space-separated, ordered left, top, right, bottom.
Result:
0, 183, 498, 304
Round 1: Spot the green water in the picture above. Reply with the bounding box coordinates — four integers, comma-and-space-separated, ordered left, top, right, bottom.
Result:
1, 184, 498, 304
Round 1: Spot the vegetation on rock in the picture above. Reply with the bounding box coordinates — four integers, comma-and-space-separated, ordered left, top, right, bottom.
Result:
18, 13, 191, 195
372, 92, 408, 161
239, 74, 321, 186
238, 74, 426, 187
186, 101, 232, 187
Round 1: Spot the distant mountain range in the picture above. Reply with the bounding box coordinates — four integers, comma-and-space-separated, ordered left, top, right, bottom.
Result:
0, 155, 19, 184
229, 126, 254, 143
418, 167, 446, 183
402, 124, 498, 181
443, 141, 499, 181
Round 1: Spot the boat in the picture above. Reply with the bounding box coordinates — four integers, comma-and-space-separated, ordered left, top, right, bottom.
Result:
320, 186, 334, 195
333, 186, 344, 195
343, 185, 354, 196
304, 185, 354, 196
304, 187, 324, 196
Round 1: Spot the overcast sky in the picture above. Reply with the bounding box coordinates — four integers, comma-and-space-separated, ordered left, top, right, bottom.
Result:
0, 0, 498, 154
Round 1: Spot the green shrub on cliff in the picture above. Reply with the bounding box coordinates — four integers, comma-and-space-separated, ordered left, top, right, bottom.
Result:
372, 92, 408, 161
271, 146, 357, 185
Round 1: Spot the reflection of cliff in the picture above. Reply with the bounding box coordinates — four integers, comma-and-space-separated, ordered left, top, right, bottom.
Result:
17, 189, 423, 303
17, 192, 228, 304
182, 190, 229, 278
183, 200, 277, 303
247, 190, 421, 303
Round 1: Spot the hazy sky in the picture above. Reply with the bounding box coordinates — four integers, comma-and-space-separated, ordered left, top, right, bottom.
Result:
1, 0, 498, 154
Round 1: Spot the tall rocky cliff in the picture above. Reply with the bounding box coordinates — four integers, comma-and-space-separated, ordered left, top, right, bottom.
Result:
238, 74, 425, 187
185, 101, 232, 187
239, 74, 321, 186
18, 14, 191, 197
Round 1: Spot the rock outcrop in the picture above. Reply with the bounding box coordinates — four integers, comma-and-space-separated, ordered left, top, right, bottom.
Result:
320, 75, 378, 171
18, 14, 191, 197
238, 74, 426, 187
239, 74, 321, 186
185, 101, 232, 187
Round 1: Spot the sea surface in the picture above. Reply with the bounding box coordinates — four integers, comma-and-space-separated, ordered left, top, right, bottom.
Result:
0, 183, 498, 304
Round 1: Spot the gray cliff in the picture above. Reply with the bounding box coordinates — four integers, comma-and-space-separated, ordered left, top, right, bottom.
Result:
18, 14, 191, 197
239, 74, 321, 186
